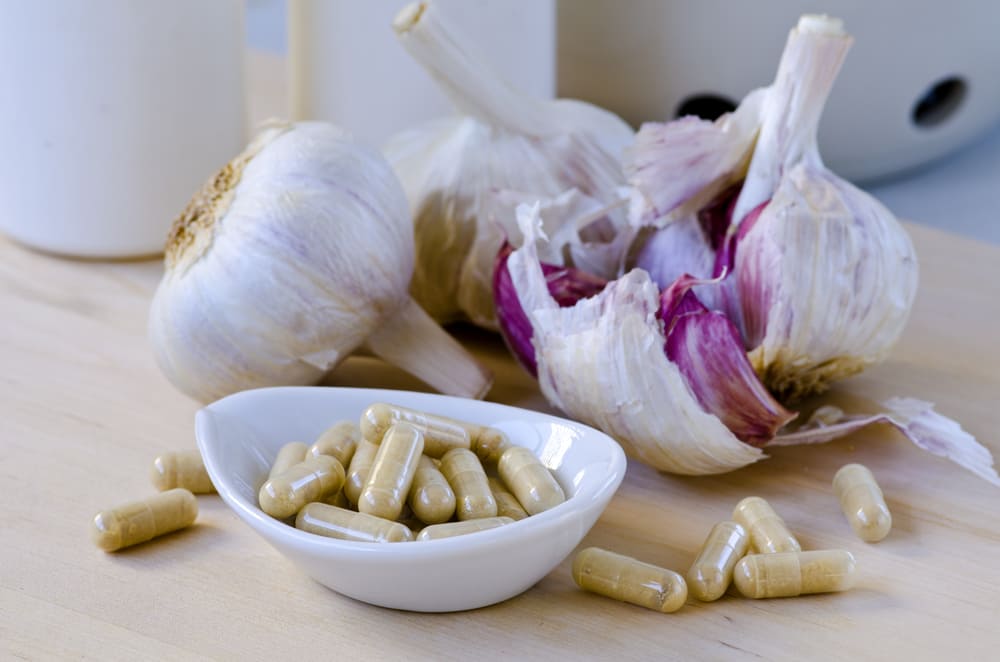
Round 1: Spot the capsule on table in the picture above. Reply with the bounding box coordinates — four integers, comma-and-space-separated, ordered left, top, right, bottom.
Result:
733, 550, 857, 599
472, 427, 512, 466
416, 516, 514, 541
91, 488, 198, 552
833, 463, 892, 543
440, 448, 496, 520
572, 547, 688, 613
309, 420, 360, 468
343, 439, 379, 505
360, 403, 472, 457
150, 450, 215, 494
268, 441, 309, 479
408, 455, 456, 524
488, 477, 528, 521
258, 455, 345, 519
498, 446, 565, 516
358, 423, 424, 520
687, 521, 749, 602
732, 496, 801, 554
296, 502, 413, 543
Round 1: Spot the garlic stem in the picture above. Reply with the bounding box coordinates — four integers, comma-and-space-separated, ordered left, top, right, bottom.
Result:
365, 296, 493, 398
393, 1, 552, 136
732, 14, 853, 226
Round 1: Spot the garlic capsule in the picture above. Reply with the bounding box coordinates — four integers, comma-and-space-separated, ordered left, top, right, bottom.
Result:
149, 121, 491, 402
385, 1, 632, 329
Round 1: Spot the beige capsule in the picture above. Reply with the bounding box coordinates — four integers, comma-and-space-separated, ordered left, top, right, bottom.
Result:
732, 496, 801, 554
343, 439, 379, 505
91, 488, 198, 552
150, 450, 215, 494
572, 547, 688, 613
358, 423, 424, 521
268, 441, 309, 479
833, 463, 892, 543
258, 455, 345, 519
497, 446, 566, 515
687, 521, 749, 602
296, 502, 413, 543
440, 448, 496, 520
488, 477, 528, 521
360, 403, 472, 457
416, 516, 514, 541
309, 420, 360, 468
733, 550, 857, 599
472, 427, 512, 466
408, 455, 456, 524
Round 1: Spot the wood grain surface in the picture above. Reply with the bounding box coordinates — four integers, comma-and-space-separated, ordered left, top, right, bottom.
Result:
1, 220, 998, 661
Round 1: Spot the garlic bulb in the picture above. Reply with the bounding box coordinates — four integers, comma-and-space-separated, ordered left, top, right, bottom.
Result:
149, 121, 491, 403
384, 0, 633, 329
626, 15, 918, 401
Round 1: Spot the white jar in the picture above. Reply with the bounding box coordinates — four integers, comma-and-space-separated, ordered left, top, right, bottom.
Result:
289, 0, 555, 148
0, 1, 246, 258
556, 0, 1000, 182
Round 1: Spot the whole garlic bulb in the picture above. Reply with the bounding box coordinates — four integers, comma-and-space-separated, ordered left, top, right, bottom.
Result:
150, 121, 491, 403
626, 15, 917, 401
385, 0, 633, 328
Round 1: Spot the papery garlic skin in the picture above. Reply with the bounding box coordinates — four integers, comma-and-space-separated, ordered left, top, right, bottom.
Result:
386, 1, 632, 328
505, 205, 764, 474
150, 121, 491, 403
738, 167, 917, 399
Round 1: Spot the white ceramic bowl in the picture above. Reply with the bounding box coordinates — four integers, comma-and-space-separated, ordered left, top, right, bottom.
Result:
196, 386, 627, 612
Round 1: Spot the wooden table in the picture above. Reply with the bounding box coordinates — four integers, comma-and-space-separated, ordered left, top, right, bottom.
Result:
2, 220, 999, 660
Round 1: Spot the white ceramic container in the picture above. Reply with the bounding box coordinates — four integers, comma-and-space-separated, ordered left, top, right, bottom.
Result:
0, 1, 246, 257
197, 386, 627, 612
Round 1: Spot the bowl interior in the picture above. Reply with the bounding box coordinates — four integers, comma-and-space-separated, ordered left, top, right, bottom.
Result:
196, 386, 627, 610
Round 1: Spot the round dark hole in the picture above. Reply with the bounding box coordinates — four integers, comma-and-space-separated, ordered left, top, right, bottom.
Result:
912, 77, 966, 128
675, 94, 738, 121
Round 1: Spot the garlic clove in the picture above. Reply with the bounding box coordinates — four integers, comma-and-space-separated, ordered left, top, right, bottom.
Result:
659, 278, 795, 447
149, 120, 491, 403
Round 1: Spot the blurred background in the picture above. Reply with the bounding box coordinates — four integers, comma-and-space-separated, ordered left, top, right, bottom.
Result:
247, 0, 999, 244
2, 0, 996, 258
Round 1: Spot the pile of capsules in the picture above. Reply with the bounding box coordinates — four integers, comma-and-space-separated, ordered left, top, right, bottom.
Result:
255, 403, 565, 541
571, 464, 892, 611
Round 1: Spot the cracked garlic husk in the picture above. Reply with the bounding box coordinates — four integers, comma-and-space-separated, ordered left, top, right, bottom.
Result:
498, 202, 998, 483
626, 15, 918, 401
493, 16, 999, 483
384, 0, 633, 329
149, 121, 491, 403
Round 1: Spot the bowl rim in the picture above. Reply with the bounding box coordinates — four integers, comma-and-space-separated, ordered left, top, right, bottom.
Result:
196, 386, 628, 562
